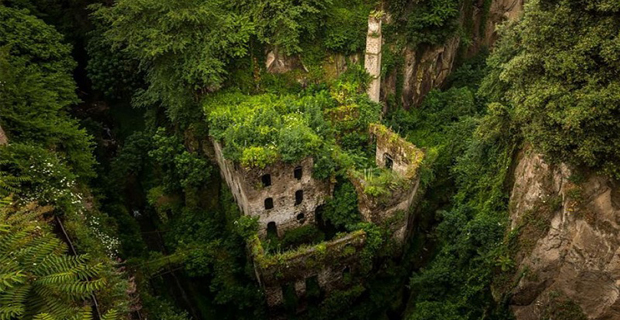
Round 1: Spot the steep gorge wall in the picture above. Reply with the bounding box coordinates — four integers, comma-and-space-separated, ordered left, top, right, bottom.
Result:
506, 149, 620, 319
383, 0, 524, 108
264, 0, 524, 108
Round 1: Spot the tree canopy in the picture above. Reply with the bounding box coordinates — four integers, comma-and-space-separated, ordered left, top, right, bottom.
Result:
0, 6, 94, 179
484, 0, 620, 178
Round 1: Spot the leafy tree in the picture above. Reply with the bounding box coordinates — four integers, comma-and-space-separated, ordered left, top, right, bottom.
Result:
323, 180, 361, 229
238, 0, 330, 55
323, 0, 372, 54
90, 0, 254, 123
483, 0, 620, 178
148, 128, 211, 192
0, 6, 95, 179
387, 0, 462, 47
0, 201, 112, 319
86, 20, 142, 100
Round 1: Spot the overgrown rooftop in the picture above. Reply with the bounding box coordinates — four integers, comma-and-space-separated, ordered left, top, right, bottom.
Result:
205, 81, 381, 171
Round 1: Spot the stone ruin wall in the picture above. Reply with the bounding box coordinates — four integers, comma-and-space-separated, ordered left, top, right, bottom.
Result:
375, 137, 417, 179
255, 231, 367, 308
211, 140, 331, 238
352, 126, 424, 242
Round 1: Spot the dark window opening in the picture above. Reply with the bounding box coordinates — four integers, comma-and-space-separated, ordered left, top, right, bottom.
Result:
295, 190, 303, 206
281, 283, 298, 312
261, 174, 272, 187
306, 276, 322, 301
264, 198, 274, 210
342, 266, 352, 284
294, 166, 303, 180
267, 222, 278, 238
296, 213, 305, 222
384, 153, 394, 170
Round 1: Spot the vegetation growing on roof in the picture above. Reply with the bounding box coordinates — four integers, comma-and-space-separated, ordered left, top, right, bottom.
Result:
205, 78, 381, 169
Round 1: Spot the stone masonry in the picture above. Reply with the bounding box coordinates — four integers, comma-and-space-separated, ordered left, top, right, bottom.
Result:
351, 124, 424, 242
212, 140, 331, 238
251, 231, 367, 308
364, 15, 382, 103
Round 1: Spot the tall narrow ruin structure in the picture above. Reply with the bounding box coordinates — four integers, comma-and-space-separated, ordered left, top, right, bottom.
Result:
364, 14, 382, 103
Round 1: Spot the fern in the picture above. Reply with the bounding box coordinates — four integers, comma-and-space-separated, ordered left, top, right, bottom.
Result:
0, 200, 107, 319
34, 307, 117, 320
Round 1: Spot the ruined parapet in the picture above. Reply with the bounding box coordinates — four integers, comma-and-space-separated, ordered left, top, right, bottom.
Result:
349, 124, 424, 241
211, 140, 331, 238
0, 124, 7, 145
369, 124, 424, 179
249, 230, 367, 307
364, 13, 382, 103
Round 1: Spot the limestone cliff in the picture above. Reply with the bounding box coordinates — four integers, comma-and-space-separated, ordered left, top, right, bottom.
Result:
264, 0, 524, 108
383, 0, 524, 108
505, 149, 620, 319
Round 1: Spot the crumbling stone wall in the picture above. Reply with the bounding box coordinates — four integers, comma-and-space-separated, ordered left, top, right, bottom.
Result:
212, 140, 331, 237
250, 231, 367, 307
364, 15, 382, 103
350, 124, 424, 241
370, 124, 424, 179
0, 124, 7, 145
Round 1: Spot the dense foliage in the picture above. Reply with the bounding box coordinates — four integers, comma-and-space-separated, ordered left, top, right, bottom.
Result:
0, 6, 94, 179
3, 0, 618, 319
91, 0, 376, 125
383, 53, 518, 318
206, 81, 380, 169
0, 4, 129, 318
387, 0, 462, 47
0, 201, 112, 319
484, 0, 620, 179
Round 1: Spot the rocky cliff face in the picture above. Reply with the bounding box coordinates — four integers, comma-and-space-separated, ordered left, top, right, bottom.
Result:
384, 0, 524, 108
0, 124, 7, 145
506, 149, 620, 319
265, 0, 524, 108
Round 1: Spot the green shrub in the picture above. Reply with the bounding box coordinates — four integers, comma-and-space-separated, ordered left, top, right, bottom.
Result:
280, 225, 326, 250
481, 0, 620, 178
324, 180, 362, 229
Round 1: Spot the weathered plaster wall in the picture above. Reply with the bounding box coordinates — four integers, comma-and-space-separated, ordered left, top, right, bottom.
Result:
506, 149, 620, 319
212, 140, 331, 237
0, 124, 7, 145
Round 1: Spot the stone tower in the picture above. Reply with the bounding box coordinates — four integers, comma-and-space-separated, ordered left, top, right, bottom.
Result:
364, 14, 382, 103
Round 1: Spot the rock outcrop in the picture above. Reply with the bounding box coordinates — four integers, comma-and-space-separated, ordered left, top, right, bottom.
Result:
0, 124, 7, 145
263, 0, 524, 108
384, 0, 524, 108
507, 149, 620, 319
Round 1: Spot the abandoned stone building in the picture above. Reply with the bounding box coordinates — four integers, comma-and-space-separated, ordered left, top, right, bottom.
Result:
210, 122, 423, 313
212, 140, 332, 238
206, 12, 425, 314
